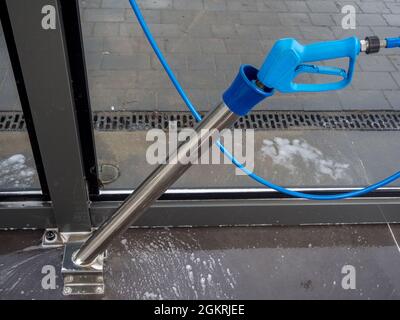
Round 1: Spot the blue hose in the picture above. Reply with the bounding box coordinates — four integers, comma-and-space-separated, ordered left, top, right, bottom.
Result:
129, 0, 400, 200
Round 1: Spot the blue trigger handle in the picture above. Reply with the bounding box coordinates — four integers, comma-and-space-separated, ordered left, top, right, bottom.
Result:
257, 37, 361, 93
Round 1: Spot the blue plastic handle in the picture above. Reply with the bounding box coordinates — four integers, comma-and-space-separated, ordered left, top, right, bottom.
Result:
257, 37, 361, 93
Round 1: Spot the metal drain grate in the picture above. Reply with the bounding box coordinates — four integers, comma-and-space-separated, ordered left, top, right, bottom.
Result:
2, 110, 400, 132
0, 112, 26, 131
93, 110, 400, 131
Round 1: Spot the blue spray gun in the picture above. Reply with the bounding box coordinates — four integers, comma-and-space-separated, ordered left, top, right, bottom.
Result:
71, 0, 400, 268
224, 35, 400, 115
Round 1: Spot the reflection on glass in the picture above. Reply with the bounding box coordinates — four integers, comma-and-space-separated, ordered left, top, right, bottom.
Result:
0, 22, 41, 192
80, 0, 400, 191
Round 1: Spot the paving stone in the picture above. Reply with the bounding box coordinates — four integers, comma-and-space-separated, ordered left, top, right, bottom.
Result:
358, 2, 390, 14
300, 26, 335, 40
139, 0, 173, 9
352, 72, 398, 90
387, 55, 400, 71
383, 14, 400, 26
227, 0, 259, 12
102, 0, 132, 9
85, 53, 103, 70
93, 22, 120, 36
259, 26, 304, 39
306, 1, 338, 13
83, 9, 125, 22
187, 54, 216, 71
177, 70, 226, 89
103, 37, 134, 54
165, 38, 201, 53
386, 3, 400, 14
81, 22, 94, 36
337, 90, 391, 109
74, 0, 400, 113
240, 12, 281, 25
235, 25, 262, 40
88, 88, 127, 110
391, 72, 400, 87
383, 90, 400, 109
370, 26, 400, 38
224, 39, 263, 54
358, 55, 396, 72
301, 93, 342, 111
136, 70, 176, 89
214, 54, 242, 70
331, 26, 373, 39
130, 37, 159, 53
173, 0, 204, 10
204, 0, 227, 11
278, 13, 312, 26
83, 37, 103, 53
147, 23, 185, 38
203, 12, 241, 25
240, 53, 264, 67
285, 1, 309, 13
79, 0, 101, 9
308, 13, 336, 26
120, 22, 148, 37
102, 54, 150, 70
256, 0, 288, 12
198, 39, 227, 53
331, 13, 387, 27
151, 52, 188, 70
211, 25, 237, 38
185, 24, 214, 38
88, 70, 137, 89
125, 8, 161, 22
160, 10, 199, 26
125, 88, 158, 109
125, 9, 162, 23
355, 14, 388, 26
0, 71, 21, 110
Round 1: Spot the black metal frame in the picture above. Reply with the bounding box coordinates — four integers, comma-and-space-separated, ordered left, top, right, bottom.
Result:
0, 0, 399, 231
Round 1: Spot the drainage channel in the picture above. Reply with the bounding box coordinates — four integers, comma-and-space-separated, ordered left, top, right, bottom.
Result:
2, 110, 400, 132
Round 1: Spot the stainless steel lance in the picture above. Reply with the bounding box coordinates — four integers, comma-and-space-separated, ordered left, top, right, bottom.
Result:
73, 102, 240, 266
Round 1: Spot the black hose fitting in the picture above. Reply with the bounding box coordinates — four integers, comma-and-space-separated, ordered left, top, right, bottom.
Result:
365, 36, 381, 54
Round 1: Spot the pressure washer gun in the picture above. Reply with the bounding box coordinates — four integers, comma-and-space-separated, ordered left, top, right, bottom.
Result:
224, 35, 400, 116
72, 35, 400, 271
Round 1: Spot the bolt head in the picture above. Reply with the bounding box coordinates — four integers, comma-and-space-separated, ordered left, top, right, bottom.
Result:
63, 287, 72, 295
95, 286, 104, 294
45, 230, 57, 242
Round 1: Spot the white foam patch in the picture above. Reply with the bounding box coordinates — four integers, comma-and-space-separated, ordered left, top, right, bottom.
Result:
0, 154, 36, 188
261, 138, 350, 182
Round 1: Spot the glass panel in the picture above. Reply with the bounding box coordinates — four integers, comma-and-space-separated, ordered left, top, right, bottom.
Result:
80, 0, 400, 191
0, 22, 41, 192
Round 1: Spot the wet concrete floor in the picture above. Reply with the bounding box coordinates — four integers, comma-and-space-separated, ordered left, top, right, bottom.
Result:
1, 224, 400, 300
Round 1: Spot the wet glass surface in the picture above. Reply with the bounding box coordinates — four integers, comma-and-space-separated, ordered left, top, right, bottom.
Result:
0, 22, 41, 192
78, 0, 400, 191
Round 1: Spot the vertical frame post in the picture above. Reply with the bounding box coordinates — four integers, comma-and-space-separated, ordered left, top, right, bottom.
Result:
5, 0, 91, 231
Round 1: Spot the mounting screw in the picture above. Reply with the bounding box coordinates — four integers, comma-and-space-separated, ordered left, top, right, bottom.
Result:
95, 286, 104, 294
44, 230, 57, 243
63, 287, 72, 296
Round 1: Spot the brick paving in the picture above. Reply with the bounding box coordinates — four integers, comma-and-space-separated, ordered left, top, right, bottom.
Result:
1, 1, 400, 112
77, 0, 400, 112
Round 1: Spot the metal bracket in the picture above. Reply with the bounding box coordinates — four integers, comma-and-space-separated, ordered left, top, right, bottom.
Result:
59, 232, 106, 296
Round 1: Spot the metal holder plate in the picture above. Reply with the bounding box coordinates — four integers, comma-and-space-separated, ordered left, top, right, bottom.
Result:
61, 241, 105, 296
